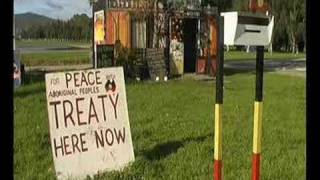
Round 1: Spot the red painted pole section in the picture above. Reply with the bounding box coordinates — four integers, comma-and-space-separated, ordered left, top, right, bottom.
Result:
214, 160, 222, 180
252, 153, 261, 180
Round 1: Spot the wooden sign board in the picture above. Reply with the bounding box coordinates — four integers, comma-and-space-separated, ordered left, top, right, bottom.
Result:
45, 67, 134, 180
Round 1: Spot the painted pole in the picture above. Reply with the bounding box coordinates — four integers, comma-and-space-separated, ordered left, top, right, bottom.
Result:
214, 15, 224, 180
252, 46, 264, 180
13, 14, 15, 51
92, 3, 96, 68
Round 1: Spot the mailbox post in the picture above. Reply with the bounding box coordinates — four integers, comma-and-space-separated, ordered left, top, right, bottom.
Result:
215, 11, 274, 180
214, 15, 224, 180
252, 46, 264, 180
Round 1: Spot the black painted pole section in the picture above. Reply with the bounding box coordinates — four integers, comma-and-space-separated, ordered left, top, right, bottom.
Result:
216, 16, 224, 104
214, 15, 224, 180
255, 46, 264, 102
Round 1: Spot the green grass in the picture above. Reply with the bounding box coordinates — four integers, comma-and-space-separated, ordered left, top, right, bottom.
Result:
17, 39, 91, 66
225, 51, 306, 61
16, 39, 91, 48
21, 51, 91, 66
14, 71, 305, 179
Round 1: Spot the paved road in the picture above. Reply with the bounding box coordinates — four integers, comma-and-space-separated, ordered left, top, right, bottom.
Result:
17, 47, 90, 54
225, 58, 306, 78
25, 59, 306, 77
224, 59, 306, 71
25, 64, 93, 72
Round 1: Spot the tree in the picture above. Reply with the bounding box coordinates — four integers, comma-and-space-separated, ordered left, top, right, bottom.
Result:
270, 0, 305, 53
232, 0, 249, 11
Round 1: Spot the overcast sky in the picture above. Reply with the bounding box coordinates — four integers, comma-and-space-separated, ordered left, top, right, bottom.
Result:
14, 0, 92, 20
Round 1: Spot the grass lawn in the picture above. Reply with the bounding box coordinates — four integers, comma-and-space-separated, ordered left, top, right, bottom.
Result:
16, 39, 91, 49
21, 51, 91, 66
225, 51, 306, 61
17, 39, 91, 66
14, 71, 305, 179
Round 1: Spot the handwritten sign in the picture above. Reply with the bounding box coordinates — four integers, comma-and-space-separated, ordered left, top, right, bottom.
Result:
45, 67, 135, 180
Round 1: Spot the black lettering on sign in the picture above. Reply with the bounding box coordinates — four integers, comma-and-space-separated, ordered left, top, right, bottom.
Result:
87, 72, 95, 85
53, 133, 88, 158
75, 97, 86, 126
88, 97, 99, 124
63, 100, 75, 128
105, 129, 114, 146
80, 133, 88, 152
96, 71, 102, 85
114, 127, 126, 144
74, 72, 80, 87
50, 101, 61, 129
65, 71, 103, 88
63, 135, 72, 155
95, 130, 105, 148
54, 137, 64, 157
65, 73, 72, 88
97, 95, 108, 121
109, 94, 119, 119
94, 127, 126, 149
81, 73, 89, 86
71, 134, 81, 153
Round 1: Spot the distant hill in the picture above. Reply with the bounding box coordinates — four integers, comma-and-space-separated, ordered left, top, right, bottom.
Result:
14, 12, 92, 40
15, 12, 54, 32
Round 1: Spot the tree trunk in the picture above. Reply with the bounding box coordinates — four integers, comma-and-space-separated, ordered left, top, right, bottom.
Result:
291, 33, 296, 54
268, 43, 272, 54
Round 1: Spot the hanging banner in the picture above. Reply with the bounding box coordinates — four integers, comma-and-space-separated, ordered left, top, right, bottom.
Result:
105, 11, 131, 48
94, 10, 106, 45
170, 18, 184, 75
45, 67, 135, 180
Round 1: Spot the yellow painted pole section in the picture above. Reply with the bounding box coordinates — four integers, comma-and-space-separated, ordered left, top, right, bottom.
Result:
214, 104, 222, 160
253, 102, 263, 154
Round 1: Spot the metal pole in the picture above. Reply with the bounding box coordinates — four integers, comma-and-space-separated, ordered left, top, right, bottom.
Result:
252, 46, 264, 180
92, 4, 96, 68
166, 9, 171, 76
214, 15, 224, 180
13, 14, 15, 51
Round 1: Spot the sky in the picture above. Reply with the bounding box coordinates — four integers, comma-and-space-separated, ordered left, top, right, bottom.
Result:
14, 0, 92, 20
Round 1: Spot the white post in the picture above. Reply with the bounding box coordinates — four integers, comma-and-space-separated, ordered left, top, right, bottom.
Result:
198, 18, 201, 56
268, 43, 272, 55
94, 44, 97, 68
13, 13, 15, 51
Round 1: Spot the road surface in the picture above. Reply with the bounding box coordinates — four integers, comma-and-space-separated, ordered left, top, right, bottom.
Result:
25, 59, 306, 78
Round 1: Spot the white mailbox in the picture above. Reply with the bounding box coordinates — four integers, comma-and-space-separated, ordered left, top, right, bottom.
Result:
220, 11, 274, 46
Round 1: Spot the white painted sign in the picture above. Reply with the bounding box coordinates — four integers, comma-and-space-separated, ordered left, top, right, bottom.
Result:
45, 67, 135, 180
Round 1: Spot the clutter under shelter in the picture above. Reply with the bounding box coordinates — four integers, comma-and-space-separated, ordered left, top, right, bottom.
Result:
92, 0, 220, 80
